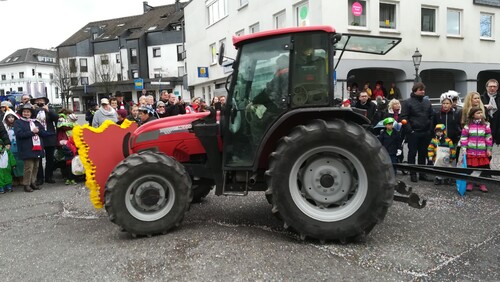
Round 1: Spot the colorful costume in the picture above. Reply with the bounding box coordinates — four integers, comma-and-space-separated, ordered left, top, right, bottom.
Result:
0, 140, 16, 193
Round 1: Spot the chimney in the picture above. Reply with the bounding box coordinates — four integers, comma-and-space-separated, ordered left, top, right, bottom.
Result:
175, 0, 181, 12
143, 1, 154, 14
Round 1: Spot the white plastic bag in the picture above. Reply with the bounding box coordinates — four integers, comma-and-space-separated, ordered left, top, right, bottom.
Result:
71, 155, 85, 175
434, 146, 451, 167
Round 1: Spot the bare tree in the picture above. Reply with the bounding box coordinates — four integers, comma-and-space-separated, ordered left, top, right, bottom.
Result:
53, 59, 72, 108
91, 58, 118, 96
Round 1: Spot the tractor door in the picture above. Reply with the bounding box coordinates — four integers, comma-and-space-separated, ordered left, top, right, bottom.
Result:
223, 35, 292, 168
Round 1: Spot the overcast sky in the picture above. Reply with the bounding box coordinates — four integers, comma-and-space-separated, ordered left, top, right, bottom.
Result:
0, 0, 175, 60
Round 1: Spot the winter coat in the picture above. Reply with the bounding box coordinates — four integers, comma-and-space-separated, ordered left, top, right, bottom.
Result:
2, 110, 16, 150
480, 91, 500, 144
354, 100, 377, 123
13, 118, 50, 160
92, 107, 118, 128
0, 149, 16, 187
460, 121, 493, 158
427, 135, 456, 162
0, 112, 11, 146
433, 109, 461, 144
401, 93, 434, 133
166, 103, 186, 116
34, 108, 58, 147
378, 129, 402, 156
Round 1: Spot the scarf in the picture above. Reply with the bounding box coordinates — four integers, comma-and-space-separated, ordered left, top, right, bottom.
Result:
20, 117, 42, 151
36, 110, 47, 130
393, 109, 399, 121
487, 93, 497, 116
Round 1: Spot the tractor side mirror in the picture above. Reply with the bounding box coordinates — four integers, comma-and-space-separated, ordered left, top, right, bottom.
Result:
218, 43, 225, 66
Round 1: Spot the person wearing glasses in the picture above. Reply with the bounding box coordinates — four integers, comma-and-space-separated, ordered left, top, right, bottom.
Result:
481, 79, 500, 144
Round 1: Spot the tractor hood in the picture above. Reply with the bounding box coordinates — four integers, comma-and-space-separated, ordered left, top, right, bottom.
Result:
131, 111, 213, 144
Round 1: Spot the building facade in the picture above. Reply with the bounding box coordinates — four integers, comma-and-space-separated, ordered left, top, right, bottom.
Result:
0, 48, 60, 103
57, 1, 188, 112
184, 0, 500, 102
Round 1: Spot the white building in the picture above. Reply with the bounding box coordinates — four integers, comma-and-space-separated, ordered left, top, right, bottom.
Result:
0, 48, 60, 104
184, 0, 500, 101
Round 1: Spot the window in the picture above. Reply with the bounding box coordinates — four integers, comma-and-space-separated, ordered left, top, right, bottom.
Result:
81, 77, 89, 85
379, 2, 397, 29
80, 58, 88, 72
348, 0, 367, 27
101, 55, 109, 65
249, 22, 260, 33
153, 47, 161, 58
177, 45, 184, 61
49, 73, 53, 80
5, 58, 11, 63
207, 0, 227, 26
12, 57, 19, 62
1, 75, 5, 80
69, 58, 77, 73
38, 73, 42, 78
116, 54, 121, 63
178, 66, 185, 76
480, 13, 493, 38
131, 69, 139, 79
274, 10, 286, 29
235, 29, 245, 36
17, 87, 23, 92
70, 77, 78, 86
130, 49, 138, 64
239, 0, 248, 7
209, 43, 217, 64
55, 87, 59, 99
101, 74, 109, 81
0, 90, 4, 96
295, 1, 310, 27
117, 73, 122, 81
447, 9, 461, 36
154, 73, 161, 78
421, 7, 437, 33
19, 72, 24, 79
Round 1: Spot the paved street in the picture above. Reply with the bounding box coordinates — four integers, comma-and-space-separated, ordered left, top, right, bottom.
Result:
0, 162, 498, 281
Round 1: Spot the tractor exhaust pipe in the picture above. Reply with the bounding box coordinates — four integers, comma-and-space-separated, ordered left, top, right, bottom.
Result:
248, 173, 258, 186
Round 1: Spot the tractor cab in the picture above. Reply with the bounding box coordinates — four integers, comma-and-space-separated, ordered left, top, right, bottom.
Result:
220, 26, 401, 190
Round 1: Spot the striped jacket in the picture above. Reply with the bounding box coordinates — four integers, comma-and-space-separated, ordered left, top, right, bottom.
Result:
460, 121, 493, 158
428, 136, 456, 162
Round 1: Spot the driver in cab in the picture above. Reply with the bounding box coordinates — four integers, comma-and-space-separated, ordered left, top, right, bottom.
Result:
251, 54, 289, 115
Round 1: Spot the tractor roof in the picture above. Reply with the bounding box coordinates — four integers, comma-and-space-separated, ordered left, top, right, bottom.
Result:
232, 25, 335, 47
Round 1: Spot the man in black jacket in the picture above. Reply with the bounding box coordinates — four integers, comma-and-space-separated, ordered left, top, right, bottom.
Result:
353, 91, 377, 123
481, 79, 500, 144
166, 93, 186, 116
401, 82, 434, 182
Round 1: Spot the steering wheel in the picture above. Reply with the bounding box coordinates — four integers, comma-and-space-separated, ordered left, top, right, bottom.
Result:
292, 83, 328, 106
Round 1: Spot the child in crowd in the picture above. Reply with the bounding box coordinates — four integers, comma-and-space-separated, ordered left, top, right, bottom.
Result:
2, 109, 23, 185
0, 139, 16, 193
378, 117, 402, 174
60, 137, 78, 185
428, 124, 456, 185
460, 107, 493, 192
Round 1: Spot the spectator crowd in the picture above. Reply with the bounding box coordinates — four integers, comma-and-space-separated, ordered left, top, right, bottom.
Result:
347, 79, 499, 193
0, 90, 226, 194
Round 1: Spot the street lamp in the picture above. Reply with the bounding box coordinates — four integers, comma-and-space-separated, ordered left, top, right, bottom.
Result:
412, 48, 422, 83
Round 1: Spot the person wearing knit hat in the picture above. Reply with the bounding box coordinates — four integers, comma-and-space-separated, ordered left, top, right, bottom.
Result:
378, 116, 402, 174
428, 123, 456, 185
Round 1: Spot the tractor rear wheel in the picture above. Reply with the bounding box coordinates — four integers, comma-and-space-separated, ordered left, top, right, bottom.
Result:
105, 151, 192, 236
266, 119, 394, 242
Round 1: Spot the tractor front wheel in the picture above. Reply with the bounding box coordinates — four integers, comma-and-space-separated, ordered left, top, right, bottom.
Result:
105, 151, 192, 236
267, 119, 394, 242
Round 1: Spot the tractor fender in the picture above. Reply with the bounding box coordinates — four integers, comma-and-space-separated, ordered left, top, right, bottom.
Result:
254, 107, 371, 170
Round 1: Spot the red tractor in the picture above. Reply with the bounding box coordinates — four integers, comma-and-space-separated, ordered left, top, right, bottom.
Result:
77, 26, 426, 242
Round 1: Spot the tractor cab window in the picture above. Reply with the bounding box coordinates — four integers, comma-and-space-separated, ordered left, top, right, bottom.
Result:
224, 35, 291, 167
290, 33, 329, 107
